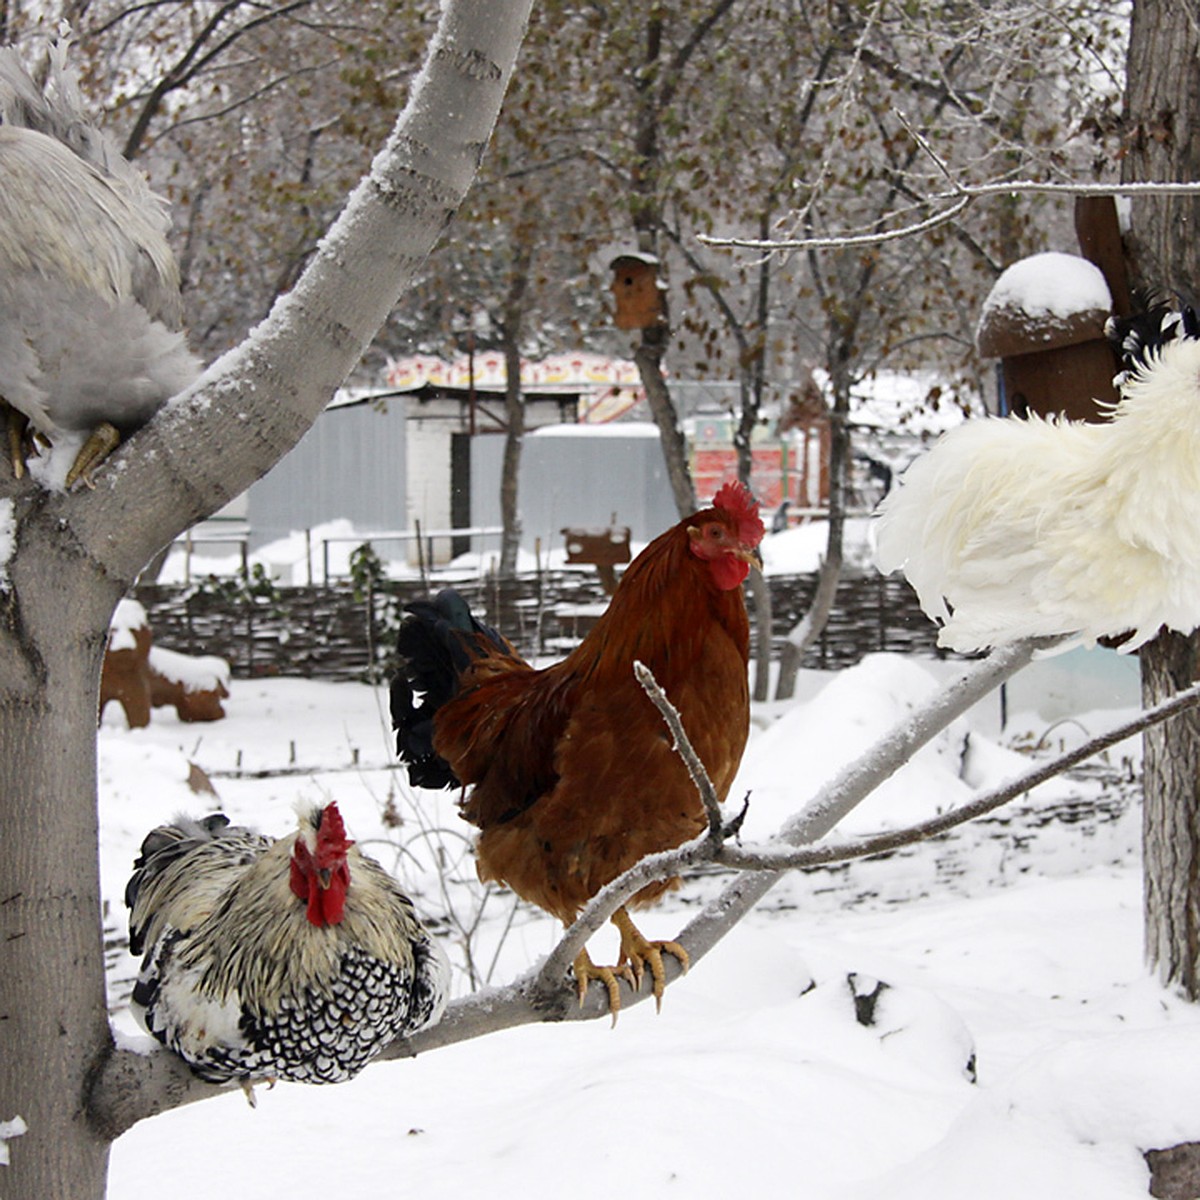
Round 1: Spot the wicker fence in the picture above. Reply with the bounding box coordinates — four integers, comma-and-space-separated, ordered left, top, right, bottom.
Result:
131, 570, 947, 683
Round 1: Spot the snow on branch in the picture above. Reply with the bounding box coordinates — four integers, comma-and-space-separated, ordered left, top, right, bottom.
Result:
700, 108, 1200, 254
0, 1115, 27, 1167
702, 178, 1200, 253
720, 680, 1200, 873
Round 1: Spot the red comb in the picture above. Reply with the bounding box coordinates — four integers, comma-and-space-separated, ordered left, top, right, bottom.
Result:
713, 481, 765, 546
317, 802, 353, 856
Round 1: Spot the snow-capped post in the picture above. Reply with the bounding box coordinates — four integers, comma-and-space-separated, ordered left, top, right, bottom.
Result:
0, 4, 532, 1198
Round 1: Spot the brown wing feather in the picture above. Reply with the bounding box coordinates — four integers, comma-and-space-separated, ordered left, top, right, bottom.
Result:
436, 660, 576, 827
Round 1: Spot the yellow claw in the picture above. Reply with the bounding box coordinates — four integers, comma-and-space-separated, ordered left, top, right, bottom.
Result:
572, 948, 635, 1026
613, 907, 689, 1013
3, 400, 28, 479
66, 421, 121, 489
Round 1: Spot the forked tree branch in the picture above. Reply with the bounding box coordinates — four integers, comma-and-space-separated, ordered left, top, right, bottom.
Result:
91, 636, 1186, 1139
700, 104, 1200, 256
89, 638, 1035, 1134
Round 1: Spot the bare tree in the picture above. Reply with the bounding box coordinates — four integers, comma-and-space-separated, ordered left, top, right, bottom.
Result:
0, 5, 532, 1197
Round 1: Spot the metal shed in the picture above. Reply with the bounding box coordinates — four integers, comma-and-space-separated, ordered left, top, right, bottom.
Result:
246, 390, 408, 554
470, 424, 677, 556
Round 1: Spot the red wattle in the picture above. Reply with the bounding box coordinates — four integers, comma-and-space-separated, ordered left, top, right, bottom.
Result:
710, 553, 750, 591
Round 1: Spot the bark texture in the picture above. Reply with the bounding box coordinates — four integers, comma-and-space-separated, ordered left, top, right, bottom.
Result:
1122, 0, 1200, 292
1141, 632, 1200, 996
1122, 0, 1200, 997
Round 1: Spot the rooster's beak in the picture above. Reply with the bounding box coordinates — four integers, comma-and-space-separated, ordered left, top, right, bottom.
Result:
317, 868, 332, 890
736, 545, 764, 572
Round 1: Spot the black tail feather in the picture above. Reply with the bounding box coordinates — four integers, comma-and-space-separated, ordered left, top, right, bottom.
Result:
1106, 291, 1200, 375
390, 588, 509, 790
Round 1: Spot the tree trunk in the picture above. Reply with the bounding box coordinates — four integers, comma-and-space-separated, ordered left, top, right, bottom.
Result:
635, 318, 696, 519
749, 568, 773, 702
627, 13, 696, 520
0, 3, 533, 1195
1121, 0, 1200, 995
498, 232, 534, 579
498, 338, 525, 577
775, 380, 850, 700
0, 523, 125, 1199
1121, 0, 1200, 292
1141, 632, 1200, 996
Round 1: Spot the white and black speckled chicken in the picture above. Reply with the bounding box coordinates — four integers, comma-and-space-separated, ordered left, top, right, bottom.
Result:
875, 301, 1200, 653
0, 42, 199, 487
126, 801, 449, 1085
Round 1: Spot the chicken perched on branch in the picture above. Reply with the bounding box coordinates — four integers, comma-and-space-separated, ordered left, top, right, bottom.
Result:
391, 482, 765, 1014
875, 303, 1200, 653
126, 801, 449, 1084
0, 43, 199, 487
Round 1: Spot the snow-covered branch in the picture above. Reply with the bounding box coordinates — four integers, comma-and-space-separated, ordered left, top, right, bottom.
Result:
701, 179, 1200, 254
408, 638, 1046, 1037
96, 635, 1170, 1137
720, 680, 1200, 873
50, 0, 531, 591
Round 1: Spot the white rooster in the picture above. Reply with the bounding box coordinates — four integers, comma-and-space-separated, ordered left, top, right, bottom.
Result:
126, 801, 449, 1085
875, 305, 1200, 653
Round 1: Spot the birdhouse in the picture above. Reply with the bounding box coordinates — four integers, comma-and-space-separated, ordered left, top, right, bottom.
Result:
609, 254, 663, 331
976, 251, 1119, 423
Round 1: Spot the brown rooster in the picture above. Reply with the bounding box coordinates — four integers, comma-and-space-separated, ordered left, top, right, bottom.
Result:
391, 482, 764, 1013
126, 801, 449, 1084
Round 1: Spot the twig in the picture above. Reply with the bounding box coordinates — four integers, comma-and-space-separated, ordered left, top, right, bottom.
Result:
701, 179, 1200, 253
633, 660, 723, 836
891, 107, 956, 186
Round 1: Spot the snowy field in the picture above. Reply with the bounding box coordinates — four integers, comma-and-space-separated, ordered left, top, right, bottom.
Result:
91, 639, 1200, 1200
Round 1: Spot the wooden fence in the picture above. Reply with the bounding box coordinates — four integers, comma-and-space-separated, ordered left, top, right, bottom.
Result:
131, 570, 948, 683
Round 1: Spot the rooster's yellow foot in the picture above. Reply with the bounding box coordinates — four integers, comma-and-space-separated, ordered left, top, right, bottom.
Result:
614, 907, 689, 1013
572, 948, 635, 1024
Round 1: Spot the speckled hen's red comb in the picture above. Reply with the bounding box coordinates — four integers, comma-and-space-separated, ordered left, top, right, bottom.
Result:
713, 481, 765, 547
316, 801, 354, 858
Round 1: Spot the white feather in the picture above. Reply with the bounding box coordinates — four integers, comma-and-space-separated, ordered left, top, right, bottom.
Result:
875, 335, 1200, 652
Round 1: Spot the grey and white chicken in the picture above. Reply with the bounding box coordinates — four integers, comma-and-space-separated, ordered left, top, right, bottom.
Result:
0, 43, 199, 487
126, 801, 449, 1085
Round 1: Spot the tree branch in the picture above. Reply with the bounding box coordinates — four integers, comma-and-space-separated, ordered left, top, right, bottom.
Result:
88, 636, 1044, 1137
721, 680, 1200, 872
38, 0, 531, 593
703, 180, 1200, 253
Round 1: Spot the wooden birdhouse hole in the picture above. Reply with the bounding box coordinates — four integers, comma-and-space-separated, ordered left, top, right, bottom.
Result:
609, 255, 663, 331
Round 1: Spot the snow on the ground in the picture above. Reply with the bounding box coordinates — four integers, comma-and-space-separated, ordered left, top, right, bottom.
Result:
98, 651, 1194, 1200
